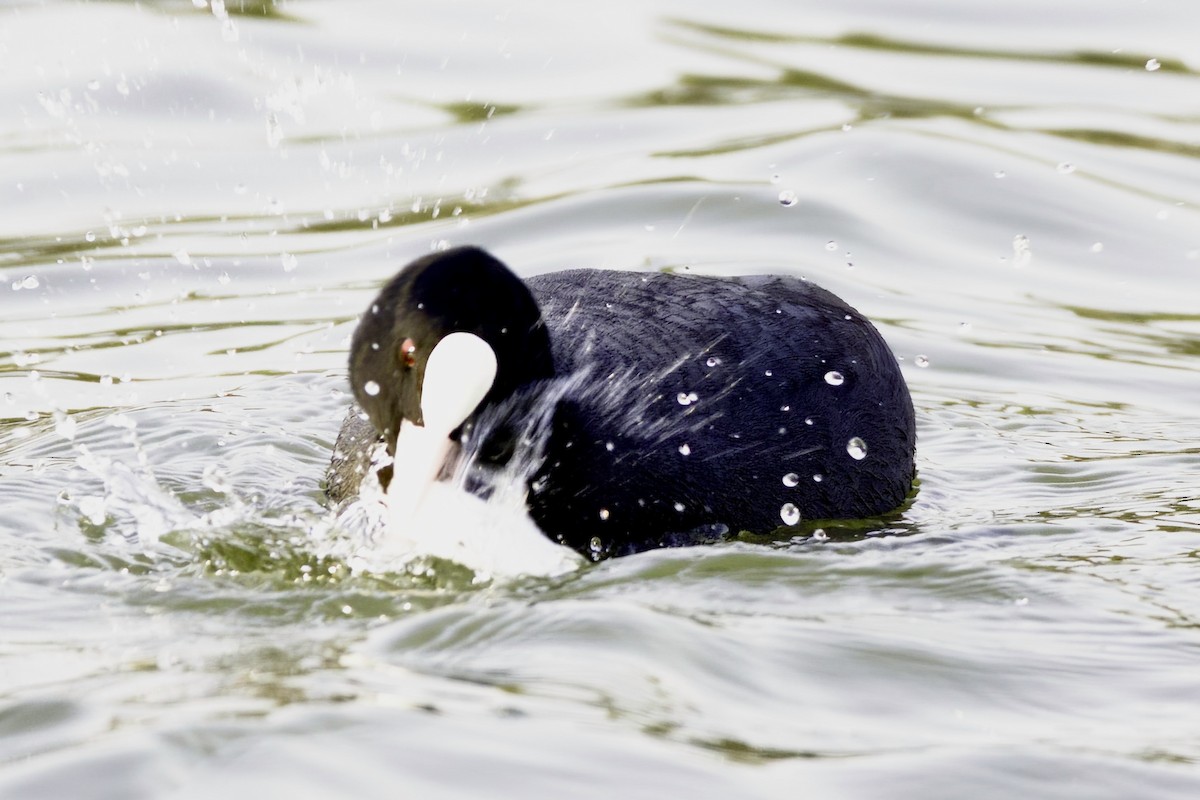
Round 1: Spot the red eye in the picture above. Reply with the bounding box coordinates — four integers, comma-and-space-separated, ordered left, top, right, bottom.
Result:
400, 338, 417, 368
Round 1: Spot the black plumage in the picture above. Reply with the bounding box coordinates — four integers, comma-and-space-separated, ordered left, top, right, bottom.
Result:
328, 246, 915, 559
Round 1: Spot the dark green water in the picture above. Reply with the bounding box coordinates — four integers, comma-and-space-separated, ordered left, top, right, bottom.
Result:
2, 1, 1199, 797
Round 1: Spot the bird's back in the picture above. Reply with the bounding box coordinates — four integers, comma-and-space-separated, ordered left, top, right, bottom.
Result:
524, 269, 915, 556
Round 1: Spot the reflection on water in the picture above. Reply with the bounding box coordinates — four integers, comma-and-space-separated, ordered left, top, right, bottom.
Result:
2, 0, 1200, 798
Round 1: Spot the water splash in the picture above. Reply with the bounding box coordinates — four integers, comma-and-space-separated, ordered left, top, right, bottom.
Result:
335, 372, 591, 580
71, 443, 194, 549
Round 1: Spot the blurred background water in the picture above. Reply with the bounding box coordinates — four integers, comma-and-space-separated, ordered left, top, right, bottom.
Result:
2, 1, 1199, 797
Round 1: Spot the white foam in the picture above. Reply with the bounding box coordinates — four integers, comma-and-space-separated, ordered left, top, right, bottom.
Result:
338, 440, 582, 581
335, 333, 585, 581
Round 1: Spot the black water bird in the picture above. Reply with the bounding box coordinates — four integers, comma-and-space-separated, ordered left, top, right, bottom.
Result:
327, 246, 915, 560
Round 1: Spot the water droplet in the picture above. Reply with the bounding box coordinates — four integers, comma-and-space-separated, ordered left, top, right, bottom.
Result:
824, 370, 844, 386
780, 404, 790, 412
102, 413, 131, 431
764, 369, 773, 377
597, 506, 610, 520
804, 417, 814, 425
1090, 242, 1104, 253
782, 473, 799, 487
1012, 234, 1031, 267
281, 252, 298, 272
80, 256, 94, 271
847, 437, 867, 460
676, 392, 698, 406
812, 473, 823, 483
84, 231, 96, 242
778, 190, 797, 207
99, 374, 114, 386
1056, 162, 1075, 175
217, 272, 231, 285
266, 113, 283, 149
824, 241, 840, 253
173, 249, 192, 266
811, 529, 828, 542
993, 170, 1006, 179
678, 443, 691, 456
12, 275, 39, 291
673, 502, 685, 512
202, 464, 231, 494
53, 411, 76, 441
605, 441, 615, 452
914, 354, 930, 368
706, 356, 721, 368
780, 503, 801, 526
1145, 58, 1161, 72
363, 380, 381, 396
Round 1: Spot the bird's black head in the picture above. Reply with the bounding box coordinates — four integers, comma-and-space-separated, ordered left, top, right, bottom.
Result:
349, 246, 555, 452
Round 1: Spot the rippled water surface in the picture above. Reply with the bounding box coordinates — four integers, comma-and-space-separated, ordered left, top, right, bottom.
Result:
3, 1, 1199, 797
